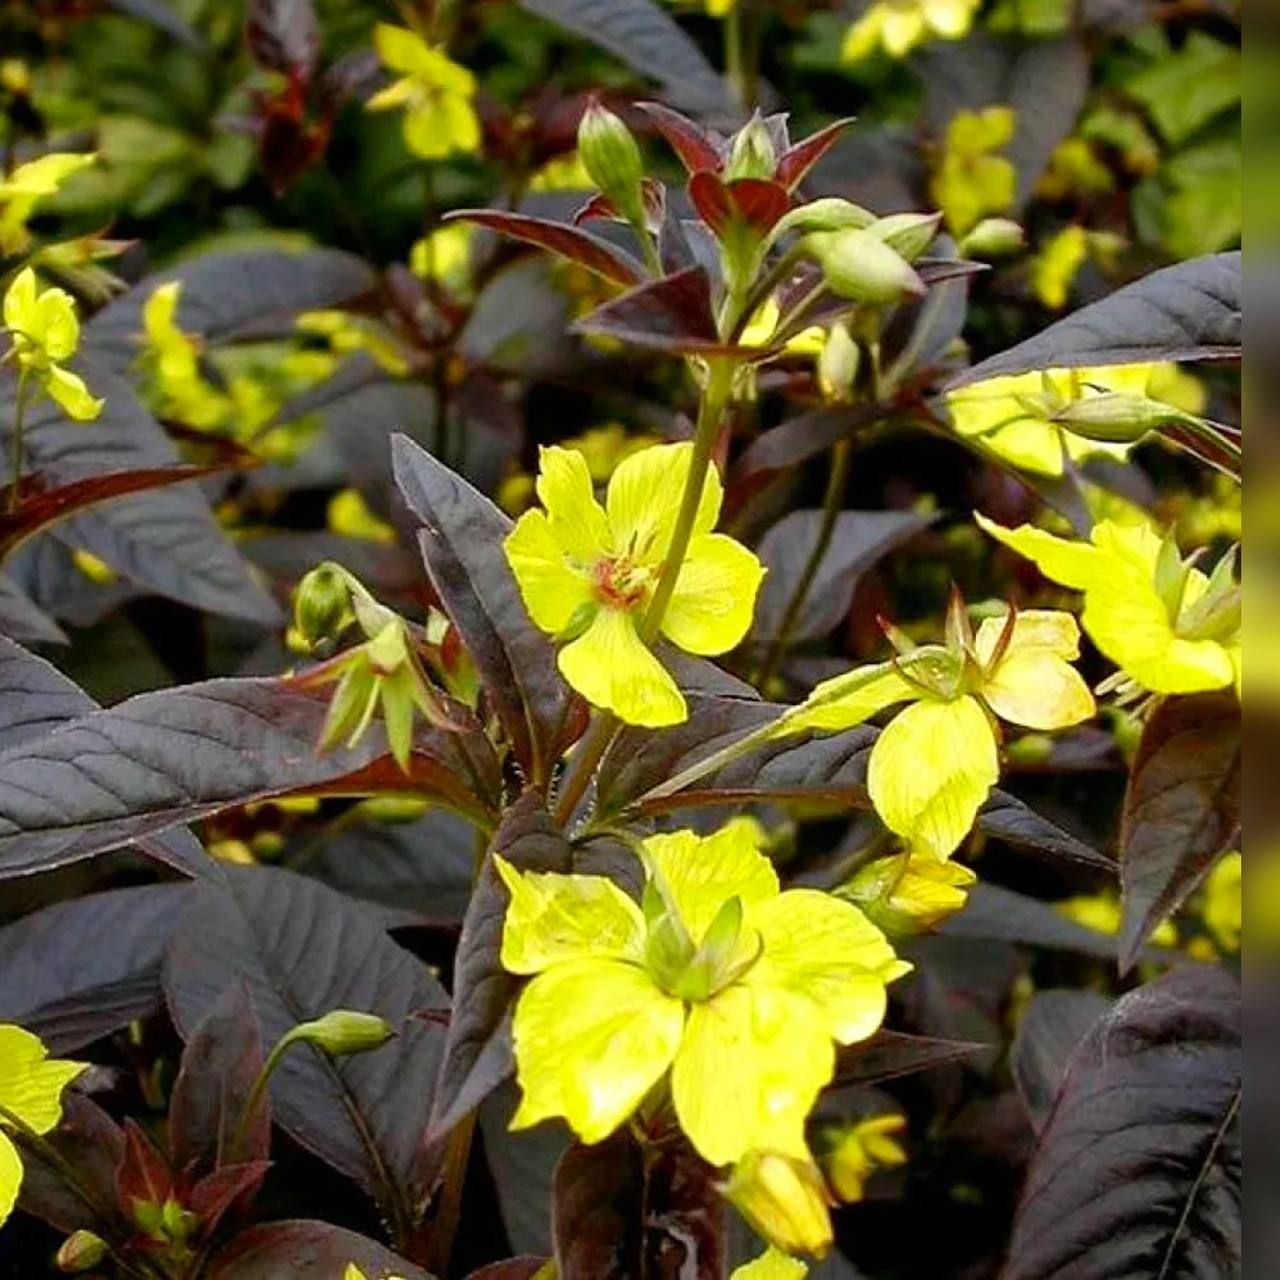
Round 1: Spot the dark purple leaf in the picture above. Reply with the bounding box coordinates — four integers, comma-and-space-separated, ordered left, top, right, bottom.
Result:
942, 883, 1122, 959
208, 1221, 432, 1279
1119, 691, 1240, 972
1010, 989, 1111, 1131
635, 101, 723, 173
391, 435, 584, 791
834, 1029, 989, 1087
1006, 966, 1240, 1280
165, 866, 450, 1233
449, 210, 644, 287
776, 118, 857, 190
185, 1160, 272, 1239
246, 0, 320, 79
0, 573, 66, 645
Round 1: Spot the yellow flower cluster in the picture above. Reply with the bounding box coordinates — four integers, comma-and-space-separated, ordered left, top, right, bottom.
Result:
842, 0, 980, 64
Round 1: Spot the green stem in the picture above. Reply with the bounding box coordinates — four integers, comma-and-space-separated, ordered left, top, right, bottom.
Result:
8, 368, 31, 515
754, 437, 853, 689
553, 709, 619, 827
724, 4, 746, 111
629, 209, 665, 279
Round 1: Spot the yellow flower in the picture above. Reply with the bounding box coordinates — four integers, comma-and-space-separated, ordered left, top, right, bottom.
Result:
529, 150, 594, 191
408, 223, 474, 293
930, 108, 1017, 238
732, 1249, 809, 1279
842, 850, 977, 933
1201, 851, 1241, 953
1056, 892, 1177, 947
367, 24, 480, 160
2, 267, 102, 421
504, 442, 765, 726
0, 1024, 87, 1227
0, 152, 95, 256
1030, 225, 1088, 310
498, 822, 909, 1167
140, 281, 228, 429
823, 1114, 908, 1202
296, 309, 410, 375
561, 423, 661, 483
976, 514, 1241, 696
842, 0, 979, 63
786, 604, 1094, 860
706, 0, 739, 14
327, 489, 397, 545
726, 1149, 834, 1258
343, 1268, 407, 1280
945, 362, 1197, 477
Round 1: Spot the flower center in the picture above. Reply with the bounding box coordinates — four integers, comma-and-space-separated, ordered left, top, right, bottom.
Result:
591, 555, 653, 610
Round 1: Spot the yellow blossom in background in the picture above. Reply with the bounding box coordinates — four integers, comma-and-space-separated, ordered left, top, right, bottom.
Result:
727, 1149, 834, 1258
327, 489, 397, 545
498, 822, 909, 1166
529, 150, 593, 191
0, 152, 95, 256
931, 108, 1016, 238
842, 0, 979, 64
1030, 225, 1088, 309
706, 0, 739, 15
2, 267, 102, 421
296, 309, 410, 376
504, 442, 765, 726
784, 606, 1094, 860
0, 1024, 87, 1227
823, 1114, 908, 1202
1036, 138, 1114, 202
561, 422, 661, 483
141, 281, 227, 429
732, 1248, 810, 1279
976, 514, 1240, 696
343, 1268, 406, 1280
945, 362, 1205, 477
367, 25, 480, 161
409, 223, 474, 295
1056, 891, 1177, 947
1201, 851, 1241, 953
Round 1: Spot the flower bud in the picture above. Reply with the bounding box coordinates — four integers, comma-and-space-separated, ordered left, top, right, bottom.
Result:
286, 1009, 396, 1057
817, 323, 860, 402
725, 1151, 833, 1259
868, 212, 942, 263
725, 115, 778, 182
293, 564, 354, 651
841, 851, 975, 935
771, 197, 875, 243
577, 101, 645, 219
56, 1230, 108, 1273
1052, 391, 1185, 443
809, 228, 924, 304
960, 217, 1025, 259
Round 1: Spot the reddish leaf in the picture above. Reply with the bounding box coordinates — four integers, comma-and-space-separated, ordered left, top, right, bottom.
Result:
245, 0, 320, 79
1119, 691, 1240, 972
186, 1161, 272, 1239
447, 210, 644, 287
116, 1120, 174, 1219
775, 117, 856, 190
635, 101, 723, 174
686, 171, 736, 233
688, 173, 791, 235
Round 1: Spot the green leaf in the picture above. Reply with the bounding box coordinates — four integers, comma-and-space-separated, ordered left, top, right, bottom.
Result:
1127, 33, 1241, 146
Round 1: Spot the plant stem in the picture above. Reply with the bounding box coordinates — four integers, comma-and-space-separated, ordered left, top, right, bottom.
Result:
423, 1109, 475, 1274
553, 708, 618, 827
8, 368, 31, 515
754, 436, 852, 689
724, 4, 747, 111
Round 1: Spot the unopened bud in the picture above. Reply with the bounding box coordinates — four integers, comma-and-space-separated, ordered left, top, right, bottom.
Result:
293, 564, 353, 651
285, 1009, 396, 1057
1053, 392, 1187, 443
725, 1150, 833, 1258
56, 1230, 108, 1273
577, 101, 645, 219
842, 851, 975, 935
725, 115, 778, 182
960, 217, 1025, 259
772, 197, 876, 242
869, 212, 941, 263
817, 323, 860, 402
809, 228, 924, 304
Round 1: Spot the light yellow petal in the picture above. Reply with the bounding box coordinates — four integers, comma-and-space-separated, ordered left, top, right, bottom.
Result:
505, 508, 594, 636
373, 23, 436, 75
510, 959, 683, 1144
2, 152, 94, 198
495, 856, 646, 975
3, 266, 36, 335
661, 532, 765, 656
981, 420, 1067, 476
672, 984, 833, 1167
0, 1024, 86, 1135
641, 825, 779, 945
440, 93, 481, 154
982, 650, 1095, 729
558, 607, 686, 726
606, 442, 721, 566
404, 100, 451, 160
974, 513, 1100, 590
975, 608, 1081, 664
535, 445, 610, 561
925, 0, 976, 36
34, 285, 79, 360
784, 659, 923, 734
0, 1131, 20, 1228
881, 7, 926, 55
867, 696, 998, 861
365, 76, 417, 113
732, 1248, 809, 1280
748, 889, 905, 1043
841, 8, 885, 62
42, 365, 103, 422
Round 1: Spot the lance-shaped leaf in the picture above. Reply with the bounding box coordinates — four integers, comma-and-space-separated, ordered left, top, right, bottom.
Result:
687, 173, 791, 236
948, 252, 1242, 387
428, 795, 573, 1142
775, 118, 858, 190
835, 1029, 989, 1087
942, 883, 1123, 959
1119, 691, 1240, 972
1011, 989, 1111, 1131
392, 435, 584, 791
165, 866, 450, 1232
0, 675, 501, 878
447, 210, 644, 287
517, 0, 726, 115
208, 1221, 433, 1279
0, 883, 191, 1052
1005, 965, 1241, 1280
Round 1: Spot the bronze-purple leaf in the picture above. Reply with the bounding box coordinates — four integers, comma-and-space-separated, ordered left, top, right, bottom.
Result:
775, 117, 856, 190
634, 101, 723, 174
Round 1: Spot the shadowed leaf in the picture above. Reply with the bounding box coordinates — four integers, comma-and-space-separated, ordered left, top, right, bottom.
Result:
835, 1029, 989, 1087
449, 210, 644, 287
776, 118, 857, 190
246, 0, 320, 78
1011, 989, 1111, 1131
208, 1221, 433, 1279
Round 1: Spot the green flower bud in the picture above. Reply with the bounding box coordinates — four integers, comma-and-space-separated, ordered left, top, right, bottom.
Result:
725, 115, 778, 182
577, 100, 645, 219
809, 228, 925, 303
56, 1230, 108, 1273
771, 197, 876, 244
868, 212, 942, 263
959, 216, 1025, 259
725, 1150, 834, 1258
285, 1009, 396, 1057
817, 323, 860, 401
1052, 391, 1189, 443
293, 564, 354, 651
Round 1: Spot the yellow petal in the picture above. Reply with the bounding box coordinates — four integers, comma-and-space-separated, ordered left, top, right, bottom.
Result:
945, 372, 1041, 438
925, 0, 977, 36
974, 513, 1100, 590
33, 284, 80, 360
404, 100, 452, 160
0, 1024, 86, 1135
784, 659, 924, 734
748, 889, 905, 1043
505, 508, 594, 635
731, 1248, 809, 1280
3, 266, 36, 335
373, 23, 435, 75
975, 607, 1081, 664
558, 607, 686, 726
495, 855, 646, 974
867, 696, 998, 861
672, 984, 833, 1166
510, 959, 683, 1144
661, 532, 765, 656
1, 152, 94, 198
980, 419, 1068, 476
606, 442, 721, 566
882, 6, 926, 55
641, 825, 779, 945
841, 8, 885, 62
982, 650, 1095, 730
365, 76, 417, 113
440, 93, 481, 154
0, 1130, 20, 1229
535, 446, 610, 562
43, 364, 103, 422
